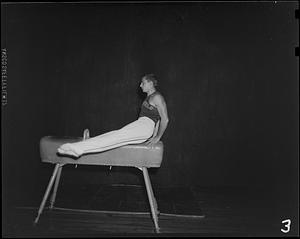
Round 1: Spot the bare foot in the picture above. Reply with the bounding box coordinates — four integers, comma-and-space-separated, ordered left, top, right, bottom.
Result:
57, 143, 80, 158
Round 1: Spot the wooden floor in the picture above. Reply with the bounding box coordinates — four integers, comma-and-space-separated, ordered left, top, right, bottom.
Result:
3, 184, 299, 237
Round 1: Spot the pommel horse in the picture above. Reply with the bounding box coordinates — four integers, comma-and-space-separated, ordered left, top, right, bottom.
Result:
34, 130, 164, 233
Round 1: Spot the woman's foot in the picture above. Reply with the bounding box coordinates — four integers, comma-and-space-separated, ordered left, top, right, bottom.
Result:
57, 143, 81, 158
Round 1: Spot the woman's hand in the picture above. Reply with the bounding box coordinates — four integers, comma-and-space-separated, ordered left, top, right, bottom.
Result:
146, 136, 160, 148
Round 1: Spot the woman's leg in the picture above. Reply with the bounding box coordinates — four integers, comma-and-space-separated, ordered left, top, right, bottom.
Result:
82, 137, 148, 154
57, 117, 154, 157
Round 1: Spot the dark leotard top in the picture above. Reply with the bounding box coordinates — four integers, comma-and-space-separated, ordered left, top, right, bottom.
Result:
139, 92, 161, 123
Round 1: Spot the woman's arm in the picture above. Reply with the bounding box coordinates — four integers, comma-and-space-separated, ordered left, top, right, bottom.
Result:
146, 94, 169, 146
152, 120, 160, 138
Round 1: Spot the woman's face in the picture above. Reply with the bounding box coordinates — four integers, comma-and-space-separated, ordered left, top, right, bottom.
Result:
140, 78, 152, 92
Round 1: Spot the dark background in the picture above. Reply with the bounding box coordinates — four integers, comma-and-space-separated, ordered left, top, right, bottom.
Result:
2, 2, 298, 212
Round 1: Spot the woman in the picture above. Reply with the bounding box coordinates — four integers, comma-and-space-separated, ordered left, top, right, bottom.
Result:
57, 73, 169, 158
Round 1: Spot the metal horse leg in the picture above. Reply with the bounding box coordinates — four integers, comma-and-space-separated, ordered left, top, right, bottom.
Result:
34, 163, 60, 225
142, 167, 160, 233
49, 164, 63, 209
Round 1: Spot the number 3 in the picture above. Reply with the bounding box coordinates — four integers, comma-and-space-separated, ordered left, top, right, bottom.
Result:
281, 219, 291, 233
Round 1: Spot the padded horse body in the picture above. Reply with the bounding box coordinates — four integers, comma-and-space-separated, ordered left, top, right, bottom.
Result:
34, 135, 164, 233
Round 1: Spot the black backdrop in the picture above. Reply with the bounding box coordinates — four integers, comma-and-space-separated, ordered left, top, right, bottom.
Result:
2, 2, 298, 207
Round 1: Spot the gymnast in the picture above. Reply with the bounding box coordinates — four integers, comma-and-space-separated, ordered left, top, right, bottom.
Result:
57, 73, 169, 158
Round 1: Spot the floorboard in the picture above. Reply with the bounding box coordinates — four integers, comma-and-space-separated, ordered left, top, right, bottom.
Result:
2, 184, 299, 237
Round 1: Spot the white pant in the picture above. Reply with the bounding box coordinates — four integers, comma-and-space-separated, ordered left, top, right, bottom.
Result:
68, 117, 155, 155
